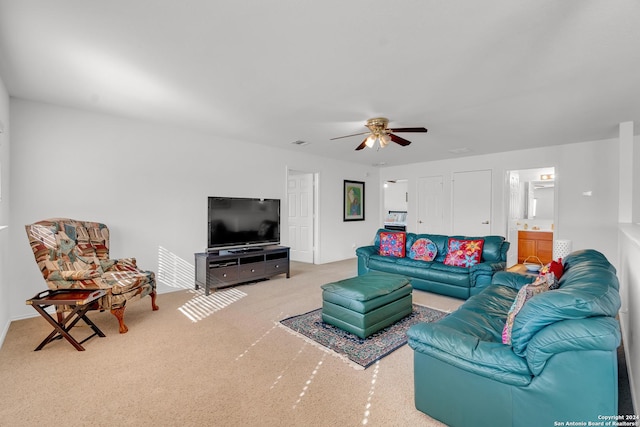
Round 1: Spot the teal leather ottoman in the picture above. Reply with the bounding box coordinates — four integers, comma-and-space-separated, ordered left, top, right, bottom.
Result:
321, 272, 412, 338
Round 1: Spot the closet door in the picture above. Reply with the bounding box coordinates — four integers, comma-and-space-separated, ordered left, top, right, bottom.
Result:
452, 169, 492, 236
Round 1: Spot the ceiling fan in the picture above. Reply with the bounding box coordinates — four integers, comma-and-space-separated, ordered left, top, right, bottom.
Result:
330, 117, 428, 151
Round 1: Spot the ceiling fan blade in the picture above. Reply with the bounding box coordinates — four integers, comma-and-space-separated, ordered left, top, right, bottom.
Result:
389, 133, 412, 146
388, 127, 428, 133
355, 138, 368, 151
330, 131, 370, 140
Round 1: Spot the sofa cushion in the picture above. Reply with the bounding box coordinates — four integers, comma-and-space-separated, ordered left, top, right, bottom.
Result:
421, 262, 472, 287
442, 284, 518, 340
562, 249, 617, 276
409, 238, 438, 261
368, 255, 416, 276
510, 250, 621, 357
379, 231, 406, 257
443, 238, 484, 267
407, 284, 532, 384
103, 270, 155, 295
476, 235, 507, 262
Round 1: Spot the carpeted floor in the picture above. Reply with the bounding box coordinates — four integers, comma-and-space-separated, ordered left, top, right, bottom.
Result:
0, 258, 634, 426
1, 259, 457, 427
280, 305, 447, 368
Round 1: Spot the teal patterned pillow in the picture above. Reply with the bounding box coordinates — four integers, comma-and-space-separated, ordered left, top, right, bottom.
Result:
379, 231, 406, 257
409, 238, 437, 261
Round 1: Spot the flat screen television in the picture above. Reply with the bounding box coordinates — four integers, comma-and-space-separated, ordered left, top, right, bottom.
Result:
208, 197, 280, 252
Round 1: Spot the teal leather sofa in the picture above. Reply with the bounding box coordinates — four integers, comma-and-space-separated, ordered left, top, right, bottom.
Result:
407, 249, 621, 427
356, 229, 509, 299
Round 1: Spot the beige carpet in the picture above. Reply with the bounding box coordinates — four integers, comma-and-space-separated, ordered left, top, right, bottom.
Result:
1, 259, 463, 426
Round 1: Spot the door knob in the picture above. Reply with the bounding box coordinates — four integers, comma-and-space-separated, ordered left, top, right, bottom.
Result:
482, 220, 490, 224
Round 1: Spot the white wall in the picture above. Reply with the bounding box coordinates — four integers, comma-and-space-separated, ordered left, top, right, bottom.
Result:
379, 140, 620, 266
7, 99, 380, 320
0, 74, 10, 343
619, 225, 639, 412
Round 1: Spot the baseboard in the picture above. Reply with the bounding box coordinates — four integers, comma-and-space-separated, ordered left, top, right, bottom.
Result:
619, 311, 638, 415
0, 316, 10, 350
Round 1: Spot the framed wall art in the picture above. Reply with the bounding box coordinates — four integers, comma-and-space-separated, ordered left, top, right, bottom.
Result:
343, 180, 365, 221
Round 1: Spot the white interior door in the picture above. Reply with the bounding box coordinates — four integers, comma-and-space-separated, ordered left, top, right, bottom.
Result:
287, 171, 314, 263
417, 175, 444, 234
452, 170, 492, 235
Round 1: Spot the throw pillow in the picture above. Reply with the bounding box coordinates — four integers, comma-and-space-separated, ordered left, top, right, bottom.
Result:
540, 259, 564, 280
408, 238, 438, 261
379, 231, 406, 257
537, 259, 565, 290
443, 238, 484, 267
502, 276, 552, 345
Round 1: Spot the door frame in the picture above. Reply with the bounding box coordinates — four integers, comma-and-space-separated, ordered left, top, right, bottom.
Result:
504, 166, 557, 267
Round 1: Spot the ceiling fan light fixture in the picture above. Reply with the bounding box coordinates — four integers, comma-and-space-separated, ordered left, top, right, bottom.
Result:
331, 116, 427, 151
365, 134, 376, 148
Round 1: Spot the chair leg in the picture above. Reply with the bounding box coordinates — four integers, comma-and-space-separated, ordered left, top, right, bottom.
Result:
110, 307, 128, 334
150, 290, 159, 311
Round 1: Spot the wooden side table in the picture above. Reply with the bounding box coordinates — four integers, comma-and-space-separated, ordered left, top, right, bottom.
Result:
26, 289, 106, 351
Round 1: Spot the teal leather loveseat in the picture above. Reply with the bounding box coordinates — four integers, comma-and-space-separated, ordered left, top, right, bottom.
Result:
407, 249, 621, 427
356, 229, 509, 299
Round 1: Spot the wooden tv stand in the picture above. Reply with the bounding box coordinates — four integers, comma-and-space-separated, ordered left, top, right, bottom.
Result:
194, 246, 290, 295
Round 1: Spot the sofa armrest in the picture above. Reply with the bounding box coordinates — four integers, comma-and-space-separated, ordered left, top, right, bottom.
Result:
355, 246, 376, 258
491, 271, 536, 290
356, 246, 376, 275
46, 269, 102, 281
525, 317, 621, 375
469, 261, 506, 288
408, 322, 532, 386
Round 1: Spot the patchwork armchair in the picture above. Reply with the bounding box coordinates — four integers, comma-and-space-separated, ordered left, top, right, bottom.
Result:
25, 218, 158, 333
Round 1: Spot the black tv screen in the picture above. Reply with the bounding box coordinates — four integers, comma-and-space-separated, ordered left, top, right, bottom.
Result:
208, 197, 280, 251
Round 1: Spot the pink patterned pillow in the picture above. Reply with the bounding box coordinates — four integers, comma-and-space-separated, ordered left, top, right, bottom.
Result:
409, 238, 437, 261
379, 232, 406, 257
443, 238, 484, 267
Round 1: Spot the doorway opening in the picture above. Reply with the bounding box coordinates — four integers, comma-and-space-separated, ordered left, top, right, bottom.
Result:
383, 180, 408, 231
506, 167, 556, 267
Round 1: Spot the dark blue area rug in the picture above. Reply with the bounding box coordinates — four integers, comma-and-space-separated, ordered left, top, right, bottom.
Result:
279, 304, 447, 369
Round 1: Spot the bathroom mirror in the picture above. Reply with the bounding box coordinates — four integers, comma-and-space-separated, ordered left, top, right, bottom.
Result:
527, 180, 554, 219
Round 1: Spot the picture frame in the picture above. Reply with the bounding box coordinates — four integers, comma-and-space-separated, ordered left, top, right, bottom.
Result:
343, 180, 365, 221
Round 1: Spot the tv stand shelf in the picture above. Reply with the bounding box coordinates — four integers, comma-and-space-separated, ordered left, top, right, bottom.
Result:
195, 246, 290, 295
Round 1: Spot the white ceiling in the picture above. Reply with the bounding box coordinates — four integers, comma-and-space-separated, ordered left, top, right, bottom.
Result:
1, 0, 639, 166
